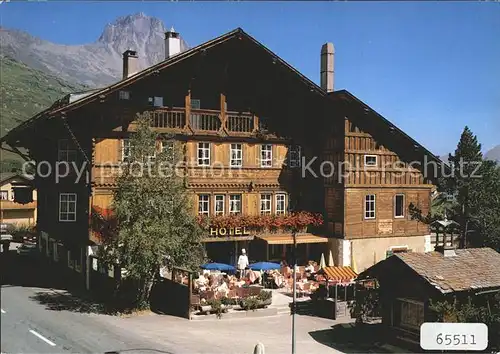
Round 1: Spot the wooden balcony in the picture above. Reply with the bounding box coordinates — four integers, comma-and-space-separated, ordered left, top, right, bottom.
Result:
146, 106, 275, 138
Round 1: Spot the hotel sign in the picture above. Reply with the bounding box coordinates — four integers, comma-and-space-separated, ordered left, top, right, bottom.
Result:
209, 226, 250, 237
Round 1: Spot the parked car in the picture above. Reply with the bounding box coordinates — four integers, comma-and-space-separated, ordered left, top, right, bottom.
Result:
16, 243, 38, 257
1, 223, 13, 253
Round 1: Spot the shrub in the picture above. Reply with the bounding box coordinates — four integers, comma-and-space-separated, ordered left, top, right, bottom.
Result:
257, 290, 272, 302
206, 298, 224, 319
220, 296, 238, 306
240, 296, 260, 311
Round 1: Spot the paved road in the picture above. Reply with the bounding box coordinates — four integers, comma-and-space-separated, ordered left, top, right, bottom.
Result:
0, 249, 175, 354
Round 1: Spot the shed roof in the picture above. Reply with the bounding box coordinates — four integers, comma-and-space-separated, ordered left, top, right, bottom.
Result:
0, 172, 34, 185
394, 248, 500, 294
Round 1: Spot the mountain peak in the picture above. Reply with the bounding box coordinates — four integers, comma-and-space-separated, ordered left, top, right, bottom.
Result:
1, 12, 189, 87
97, 12, 165, 44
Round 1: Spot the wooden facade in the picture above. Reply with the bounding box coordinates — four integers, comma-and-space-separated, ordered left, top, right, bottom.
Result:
1, 28, 443, 281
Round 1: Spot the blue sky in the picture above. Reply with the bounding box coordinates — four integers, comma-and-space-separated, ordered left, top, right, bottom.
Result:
2, 2, 499, 155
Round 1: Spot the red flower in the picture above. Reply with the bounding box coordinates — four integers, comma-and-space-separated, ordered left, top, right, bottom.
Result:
196, 211, 323, 231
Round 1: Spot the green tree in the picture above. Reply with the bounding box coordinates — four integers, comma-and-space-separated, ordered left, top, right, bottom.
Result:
99, 112, 206, 309
467, 159, 500, 250
410, 126, 500, 251
445, 126, 484, 248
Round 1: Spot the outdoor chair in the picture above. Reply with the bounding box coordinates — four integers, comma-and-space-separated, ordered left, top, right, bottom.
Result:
301, 282, 312, 297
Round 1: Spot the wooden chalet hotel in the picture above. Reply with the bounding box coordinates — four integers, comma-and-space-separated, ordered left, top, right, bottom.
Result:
1, 27, 442, 288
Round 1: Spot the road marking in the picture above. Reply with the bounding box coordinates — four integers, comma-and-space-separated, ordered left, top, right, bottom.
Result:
1, 308, 5, 314
29, 330, 56, 347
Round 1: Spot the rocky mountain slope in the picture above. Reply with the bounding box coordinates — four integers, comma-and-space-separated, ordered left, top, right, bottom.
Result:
0, 12, 188, 88
484, 145, 500, 163
0, 55, 85, 138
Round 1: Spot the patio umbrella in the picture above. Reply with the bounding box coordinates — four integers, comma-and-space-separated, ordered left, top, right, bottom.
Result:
248, 261, 281, 271
200, 262, 236, 272
328, 250, 334, 267
319, 253, 326, 269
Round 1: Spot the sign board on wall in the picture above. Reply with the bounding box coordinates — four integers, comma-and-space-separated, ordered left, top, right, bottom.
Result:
209, 226, 250, 237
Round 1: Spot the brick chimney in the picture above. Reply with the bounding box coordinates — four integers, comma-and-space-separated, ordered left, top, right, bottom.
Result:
122, 50, 138, 79
320, 43, 335, 93
165, 26, 181, 59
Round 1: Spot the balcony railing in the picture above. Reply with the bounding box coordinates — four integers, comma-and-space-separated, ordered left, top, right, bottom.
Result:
190, 109, 221, 131
227, 113, 254, 132
151, 109, 186, 129
146, 106, 276, 137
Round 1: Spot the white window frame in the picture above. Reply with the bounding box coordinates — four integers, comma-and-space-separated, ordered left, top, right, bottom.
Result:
260, 194, 272, 215
229, 194, 242, 215
197, 142, 211, 166
214, 195, 225, 216
198, 194, 210, 216
276, 193, 286, 215
394, 194, 405, 218
364, 194, 376, 219
0, 190, 8, 201
289, 145, 302, 168
161, 140, 175, 160
58, 139, 77, 162
59, 193, 77, 222
121, 138, 132, 162
230, 143, 243, 168
364, 155, 377, 167
261, 144, 273, 168
147, 145, 157, 164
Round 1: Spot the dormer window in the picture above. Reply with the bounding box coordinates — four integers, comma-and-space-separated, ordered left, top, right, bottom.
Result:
121, 139, 133, 162
364, 155, 377, 167
149, 96, 164, 107
191, 99, 201, 109
119, 90, 130, 100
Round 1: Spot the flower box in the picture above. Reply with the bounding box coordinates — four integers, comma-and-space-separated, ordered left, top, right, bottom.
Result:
196, 212, 323, 234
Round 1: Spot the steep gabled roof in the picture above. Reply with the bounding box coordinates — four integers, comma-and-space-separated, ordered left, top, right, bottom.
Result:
1, 28, 326, 145
332, 90, 444, 166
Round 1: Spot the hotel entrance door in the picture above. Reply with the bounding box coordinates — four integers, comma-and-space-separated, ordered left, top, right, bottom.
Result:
204, 240, 251, 267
